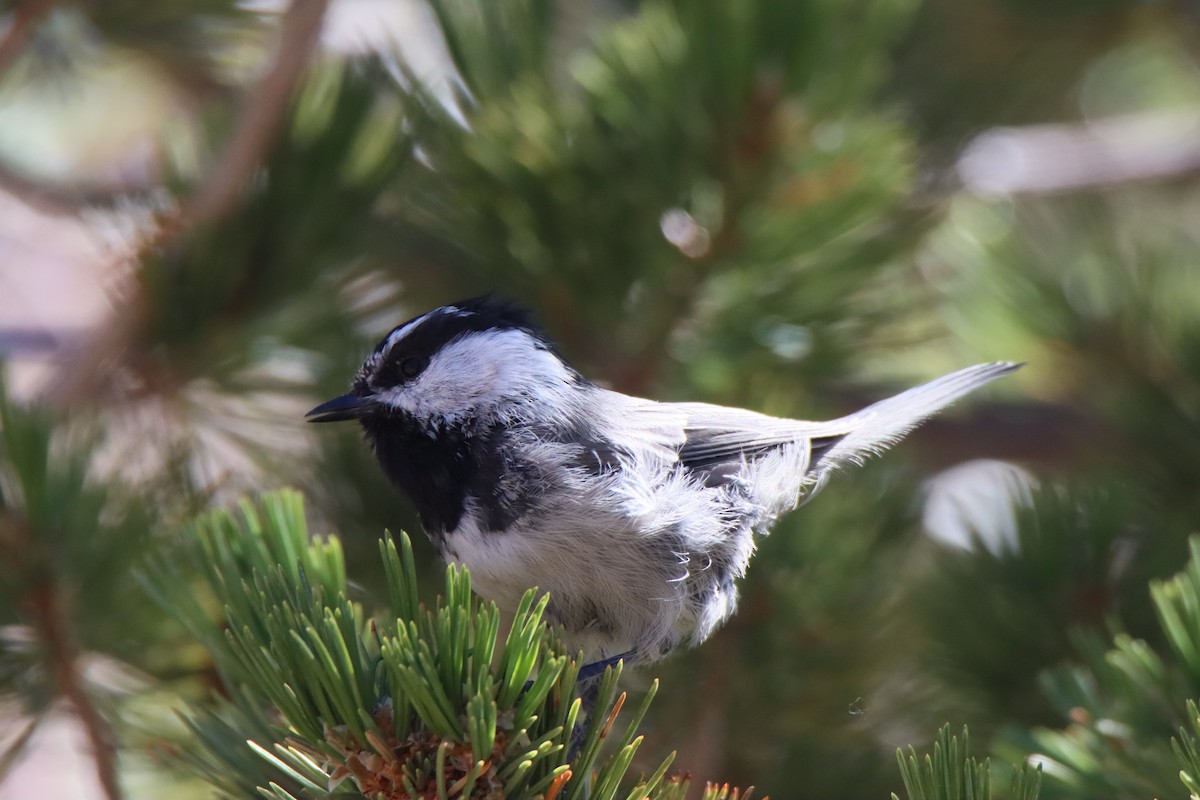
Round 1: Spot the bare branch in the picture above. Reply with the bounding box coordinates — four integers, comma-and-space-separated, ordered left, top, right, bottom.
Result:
30, 585, 123, 800
0, 0, 56, 75
2, 512, 123, 800
958, 108, 1200, 196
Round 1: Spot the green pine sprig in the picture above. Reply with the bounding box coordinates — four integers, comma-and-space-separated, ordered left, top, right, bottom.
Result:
893, 725, 1041, 800
145, 489, 705, 800
1163, 540, 1200, 800
1173, 700, 1200, 799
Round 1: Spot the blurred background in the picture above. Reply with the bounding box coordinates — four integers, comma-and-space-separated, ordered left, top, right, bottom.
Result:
1, 0, 1199, 797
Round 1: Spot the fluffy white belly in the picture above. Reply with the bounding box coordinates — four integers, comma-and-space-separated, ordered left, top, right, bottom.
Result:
439, 509, 691, 660
441, 518, 551, 612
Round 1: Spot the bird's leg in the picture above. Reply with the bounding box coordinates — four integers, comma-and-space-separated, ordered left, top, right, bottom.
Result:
568, 650, 637, 755
577, 650, 636, 682
517, 649, 635, 696
514, 651, 638, 756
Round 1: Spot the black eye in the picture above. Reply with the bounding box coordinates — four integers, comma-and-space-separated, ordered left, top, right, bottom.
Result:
400, 356, 427, 379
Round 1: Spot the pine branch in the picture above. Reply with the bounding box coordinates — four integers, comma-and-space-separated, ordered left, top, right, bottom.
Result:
145, 490, 710, 800
25, 0, 329, 412
35, 56, 410, 447
1173, 700, 1200, 800
0, 376, 155, 799
1001, 535, 1200, 798
184, 0, 330, 229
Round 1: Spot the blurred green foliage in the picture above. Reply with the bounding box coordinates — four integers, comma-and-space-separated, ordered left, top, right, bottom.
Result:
0, 0, 1199, 798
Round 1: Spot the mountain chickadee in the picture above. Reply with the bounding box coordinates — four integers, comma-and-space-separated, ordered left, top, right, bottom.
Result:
308, 297, 1019, 667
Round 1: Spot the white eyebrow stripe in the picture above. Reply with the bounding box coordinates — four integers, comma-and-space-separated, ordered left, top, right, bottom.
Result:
382, 306, 478, 354
383, 311, 433, 352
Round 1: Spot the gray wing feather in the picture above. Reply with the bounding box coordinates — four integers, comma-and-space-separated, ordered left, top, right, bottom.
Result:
605, 361, 1020, 487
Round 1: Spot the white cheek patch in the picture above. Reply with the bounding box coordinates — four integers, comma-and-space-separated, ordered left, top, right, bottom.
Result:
412, 356, 501, 418
377, 329, 576, 423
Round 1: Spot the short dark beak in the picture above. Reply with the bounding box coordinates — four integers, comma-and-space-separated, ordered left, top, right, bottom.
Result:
305, 393, 376, 423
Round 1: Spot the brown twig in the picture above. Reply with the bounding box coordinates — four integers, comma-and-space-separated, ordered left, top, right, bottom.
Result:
0, 0, 56, 75
183, 0, 329, 229
0, 161, 155, 217
28, 584, 123, 800
1, 511, 122, 800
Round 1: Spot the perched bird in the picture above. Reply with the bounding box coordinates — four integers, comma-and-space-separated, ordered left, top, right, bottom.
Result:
308, 297, 1019, 668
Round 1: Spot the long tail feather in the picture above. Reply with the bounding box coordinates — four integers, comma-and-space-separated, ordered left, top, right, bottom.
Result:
813, 361, 1022, 476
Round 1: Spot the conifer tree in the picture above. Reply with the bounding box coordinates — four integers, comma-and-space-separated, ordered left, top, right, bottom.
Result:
1, 0, 1199, 798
